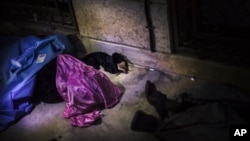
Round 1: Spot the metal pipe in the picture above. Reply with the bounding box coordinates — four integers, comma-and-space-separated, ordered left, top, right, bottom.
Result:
144, 0, 156, 53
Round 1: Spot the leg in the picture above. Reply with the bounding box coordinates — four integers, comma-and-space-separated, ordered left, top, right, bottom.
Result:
145, 81, 184, 118
145, 81, 169, 119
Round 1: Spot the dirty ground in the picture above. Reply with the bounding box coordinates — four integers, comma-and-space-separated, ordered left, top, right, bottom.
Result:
0, 65, 249, 141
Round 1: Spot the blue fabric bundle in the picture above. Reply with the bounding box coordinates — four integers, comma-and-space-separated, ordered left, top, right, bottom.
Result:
0, 35, 72, 131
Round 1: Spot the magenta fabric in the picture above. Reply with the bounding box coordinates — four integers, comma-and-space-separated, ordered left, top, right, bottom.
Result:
56, 54, 122, 127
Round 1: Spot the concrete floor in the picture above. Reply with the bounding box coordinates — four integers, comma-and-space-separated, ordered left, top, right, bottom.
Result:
0, 65, 249, 141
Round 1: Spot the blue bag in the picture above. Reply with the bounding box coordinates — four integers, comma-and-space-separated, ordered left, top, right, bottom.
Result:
0, 35, 71, 131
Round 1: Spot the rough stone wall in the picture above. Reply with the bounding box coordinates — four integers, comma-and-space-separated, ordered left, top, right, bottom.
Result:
71, 0, 250, 92
72, 0, 171, 53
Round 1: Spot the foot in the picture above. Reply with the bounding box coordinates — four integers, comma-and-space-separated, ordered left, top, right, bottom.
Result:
145, 80, 157, 104
152, 95, 168, 119
145, 81, 168, 118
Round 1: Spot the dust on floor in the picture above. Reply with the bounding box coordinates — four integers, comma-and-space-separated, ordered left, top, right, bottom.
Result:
0, 66, 249, 141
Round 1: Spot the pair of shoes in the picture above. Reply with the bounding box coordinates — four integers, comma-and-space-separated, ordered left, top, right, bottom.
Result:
130, 110, 158, 132
145, 80, 168, 119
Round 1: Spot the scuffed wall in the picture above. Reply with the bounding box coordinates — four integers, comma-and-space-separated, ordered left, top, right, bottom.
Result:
72, 0, 170, 53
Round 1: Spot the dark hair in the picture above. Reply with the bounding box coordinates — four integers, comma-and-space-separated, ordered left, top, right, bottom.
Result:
112, 52, 129, 73
112, 53, 126, 64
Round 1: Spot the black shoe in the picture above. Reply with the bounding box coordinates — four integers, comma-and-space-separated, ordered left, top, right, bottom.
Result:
130, 110, 158, 132
145, 80, 157, 105
145, 81, 168, 118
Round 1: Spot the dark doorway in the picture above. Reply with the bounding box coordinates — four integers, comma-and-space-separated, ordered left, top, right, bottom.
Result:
168, 0, 250, 67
